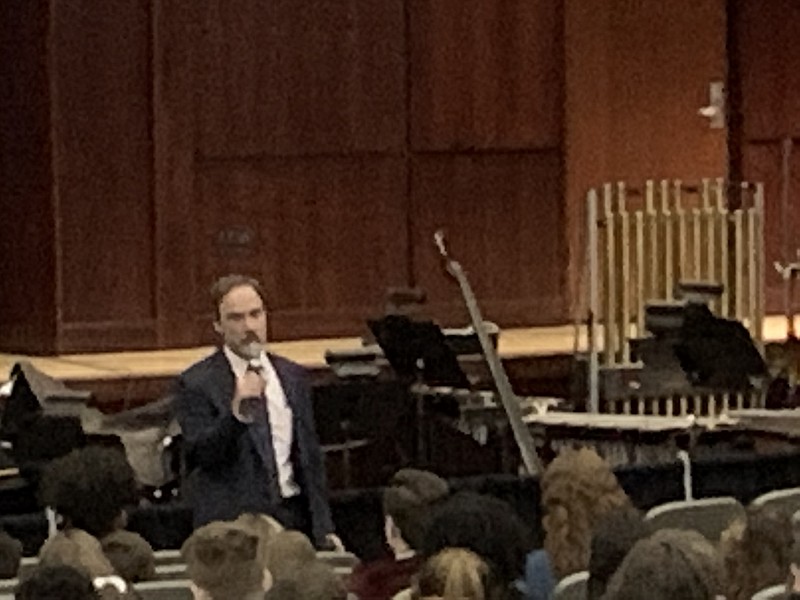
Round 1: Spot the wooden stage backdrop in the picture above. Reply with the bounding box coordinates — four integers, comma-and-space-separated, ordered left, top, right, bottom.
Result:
1, 0, 797, 355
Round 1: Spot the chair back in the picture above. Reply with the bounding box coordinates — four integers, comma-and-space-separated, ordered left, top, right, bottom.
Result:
644, 496, 745, 541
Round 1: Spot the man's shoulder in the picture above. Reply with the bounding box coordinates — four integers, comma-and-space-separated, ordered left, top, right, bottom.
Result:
180, 349, 227, 384
268, 353, 308, 378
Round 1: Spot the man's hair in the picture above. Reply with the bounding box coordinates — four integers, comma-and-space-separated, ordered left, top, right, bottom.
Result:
0, 530, 22, 578
265, 530, 317, 582
39, 529, 116, 580
587, 506, 649, 600
604, 528, 724, 600
263, 561, 347, 600
182, 521, 265, 600
720, 504, 794, 600
541, 447, 631, 579
39, 446, 139, 538
382, 469, 450, 550
16, 565, 99, 600
210, 274, 267, 320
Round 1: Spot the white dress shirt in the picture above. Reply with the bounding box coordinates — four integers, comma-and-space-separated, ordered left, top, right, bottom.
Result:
224, 346, 300, 498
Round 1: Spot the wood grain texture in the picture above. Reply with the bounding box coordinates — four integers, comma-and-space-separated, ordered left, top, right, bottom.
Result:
409, 0, 562, 151
52, 0, 155, 333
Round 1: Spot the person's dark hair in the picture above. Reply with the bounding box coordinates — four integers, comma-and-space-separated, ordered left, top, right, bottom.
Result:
16, 565, 99, 600
210, 275, 267, 320
39, 446, 139, 538
421, 491, 534, 587
263, 561, 346, 600
0, 530, 22, 578
587, 506, 649, 600
383, 469, 450, 550
603, 529, 724, 600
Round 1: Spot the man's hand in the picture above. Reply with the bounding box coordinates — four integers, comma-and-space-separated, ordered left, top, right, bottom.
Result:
324, 533, 346, 552
232, 370, 265, 423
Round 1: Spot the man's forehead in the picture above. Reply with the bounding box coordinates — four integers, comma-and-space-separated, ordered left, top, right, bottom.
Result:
219, 286, 265, 312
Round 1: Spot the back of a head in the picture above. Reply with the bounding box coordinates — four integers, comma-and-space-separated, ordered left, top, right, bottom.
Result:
39, 446, 138, 538
263, 561, 346, 600
182, 521, 266, 600
421, 491, 533, 587
0, 530, 22, 578
100, 529, 155, 582
39, 529, 116, 579
413, 548, 493, 600
383, 469, 450, 550
265, 530, 317, 582
541, 447, 630, 579
17, 565, 99, 600
721, 504, 794, 600
603, 528, 724, 600
587, 506, 648, 600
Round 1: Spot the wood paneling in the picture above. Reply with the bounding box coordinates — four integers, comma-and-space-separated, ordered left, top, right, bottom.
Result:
0, 0, 58, 354
52, 0, 156, 347
735, 0, 800, 141
194, 157, 408, 341
411, 152, 565, 327
564, 0, 728, 323
196, 0, 405, 158
409, 0, 562, 151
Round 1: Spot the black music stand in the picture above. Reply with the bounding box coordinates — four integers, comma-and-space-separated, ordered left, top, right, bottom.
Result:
367, 315, 469, 388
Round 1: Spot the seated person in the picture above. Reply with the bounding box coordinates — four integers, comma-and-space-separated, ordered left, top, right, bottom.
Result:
38, 446, 155, 581
586, 506, 649, 599
265, 530, 317, 582
0, 530, 22, 578
412, 548, 503, 600
603, 528, 724, 600
526, 447, 631, 600
264, 560, 347, 600
182, 520, 272, 600
349, 469, 450, 600
16, 565, 100, 600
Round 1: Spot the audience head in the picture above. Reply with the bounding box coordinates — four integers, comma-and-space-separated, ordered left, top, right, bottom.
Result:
182, 521, 270, 600
720, 504, 793, 600
234, 512, 284, 572
39, 446, 139, 539
16, 565, 99, 600
412, 547, 500, 600
422, 491, 533, 587
100, 529, 155, 583
262, 560, 346, 600
603, 528, 724, 600
39, 528, 116, 579
0, 530, 22, 578
586, 505, 648, 600
383, 469, 450, 555
264, 530, 317, 582
540, 446, 630, 579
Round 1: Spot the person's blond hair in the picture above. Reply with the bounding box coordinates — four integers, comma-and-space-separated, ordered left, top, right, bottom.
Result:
541, 447, 630, 579
413, 548, 492, 600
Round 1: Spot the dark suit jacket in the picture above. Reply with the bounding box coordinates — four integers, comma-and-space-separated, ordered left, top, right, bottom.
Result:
174, 349, 334, 544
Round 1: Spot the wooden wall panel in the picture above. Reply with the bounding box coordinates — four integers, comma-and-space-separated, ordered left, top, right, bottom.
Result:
742, 145, 800, 313
411, 152, 565, 327
197, 0, 405, 158
409, 0, 562, 151
52, 0, 156, 351
0, 0, 58, 354
736, 0, 800, 140
194, 157, 408, 342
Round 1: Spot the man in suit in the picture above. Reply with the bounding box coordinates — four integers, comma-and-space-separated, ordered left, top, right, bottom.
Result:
175, 274, 340, 549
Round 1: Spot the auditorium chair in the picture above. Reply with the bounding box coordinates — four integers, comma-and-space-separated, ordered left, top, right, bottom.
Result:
553, 570, 588, 600
644, 496, 745, 541
133, 579, 193, 599
751, 584, 787, 599
751, 486, 800, 517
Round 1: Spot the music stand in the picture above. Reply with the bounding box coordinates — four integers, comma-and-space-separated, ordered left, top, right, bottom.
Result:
367, 315, 469, 388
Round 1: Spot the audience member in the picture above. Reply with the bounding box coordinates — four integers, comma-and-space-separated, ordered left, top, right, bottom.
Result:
265, 529, 317, 582
603, 528, 724, 600
182, 520, 271, 600
586, 506, 648, 600
0, 530, 22, 578
349, 469, 449, 600
412, 547, 502, 600
524, 447, 630, 600
263, 560, 346, 600
16, 565, 99, 600
100, 529, 156, 582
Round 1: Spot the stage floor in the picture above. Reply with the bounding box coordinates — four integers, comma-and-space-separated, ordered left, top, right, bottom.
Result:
1, 315, 796, 384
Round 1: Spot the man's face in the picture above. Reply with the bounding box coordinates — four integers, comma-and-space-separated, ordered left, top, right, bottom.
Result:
214, 284, 268, 358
